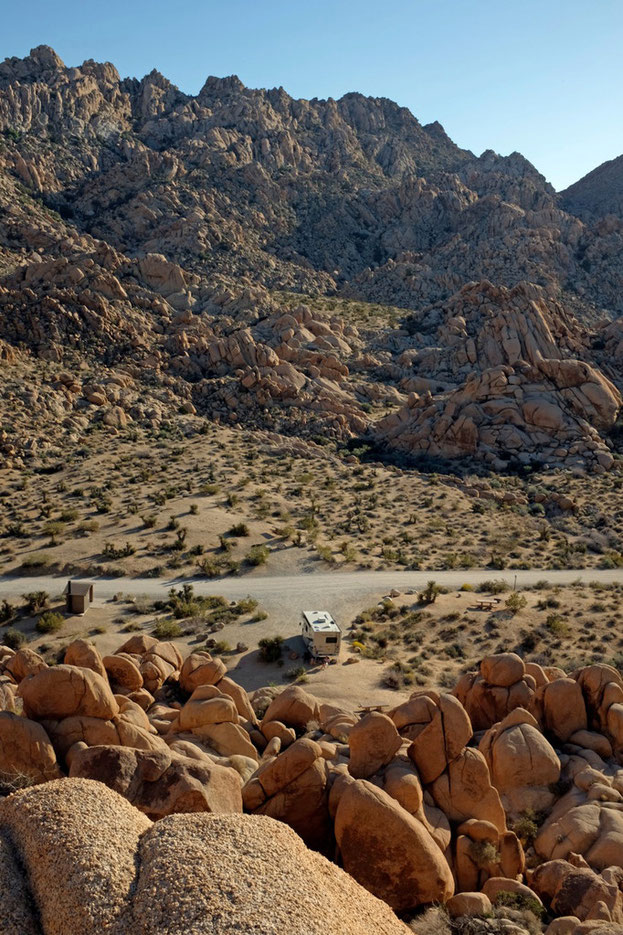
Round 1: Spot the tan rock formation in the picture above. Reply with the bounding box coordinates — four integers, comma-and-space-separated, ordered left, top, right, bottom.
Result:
334, 778, 455, 911
0, 778, 410, 935
69, 744, 243, 818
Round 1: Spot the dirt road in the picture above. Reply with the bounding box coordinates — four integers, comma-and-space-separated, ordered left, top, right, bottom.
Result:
1, 566, 615, 709
0, 566, 615, 605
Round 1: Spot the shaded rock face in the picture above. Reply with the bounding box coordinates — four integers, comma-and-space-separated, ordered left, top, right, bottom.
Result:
0, 711, 61, 785
334, 779, 455, 912
561, 154, 623, 223
68, 744, 243, 819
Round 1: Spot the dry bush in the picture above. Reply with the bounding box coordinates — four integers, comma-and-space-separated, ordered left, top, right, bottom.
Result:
409, 907, 451, 935
0, 771, 39, 798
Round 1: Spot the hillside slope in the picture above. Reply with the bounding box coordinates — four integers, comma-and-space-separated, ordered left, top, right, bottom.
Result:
1, 46, 623, 474
561, 153, 623, 222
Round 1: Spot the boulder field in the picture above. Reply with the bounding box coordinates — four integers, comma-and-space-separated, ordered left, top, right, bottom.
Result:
3, 47, 623, 475
3, 642, 623, 933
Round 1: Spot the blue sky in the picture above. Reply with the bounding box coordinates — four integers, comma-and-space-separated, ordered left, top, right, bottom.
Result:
2, 0, 622, 190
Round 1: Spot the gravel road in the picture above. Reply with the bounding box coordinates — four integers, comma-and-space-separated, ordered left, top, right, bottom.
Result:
0, 567, 617, 606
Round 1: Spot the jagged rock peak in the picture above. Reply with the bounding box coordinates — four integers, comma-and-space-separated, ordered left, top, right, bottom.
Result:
475, 149, 553, 187
200, 74, 246, 95
0, 45, 65, 82
423, 120, 454, 142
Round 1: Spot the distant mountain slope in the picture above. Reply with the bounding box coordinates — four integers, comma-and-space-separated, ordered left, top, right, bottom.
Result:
2, 46, 623, 474
561, 153, 623, 221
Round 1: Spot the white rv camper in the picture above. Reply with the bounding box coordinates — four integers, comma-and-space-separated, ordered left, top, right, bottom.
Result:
300, 610, 341, 656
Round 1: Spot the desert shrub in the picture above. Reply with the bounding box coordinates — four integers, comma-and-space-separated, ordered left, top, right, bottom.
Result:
0, 770, 38, 798
258, 636, 283, 663
131, 597, 154, 615
76, 520, 99, 536
383, 660, 415, 689
489, 552, 510, 570
141, 514, 157, 528
153, 619, 182, 639
103, 541, 135, 559
437, 670, 456, 689
189, 504, 199, 515
199, 483, 219, 496
252, 610, 268, 622
198, 594, 228, 610
3, 628, 25, 649
227, 522, 249, 537
459, 552, 477, 569
316, 544, 335, 563
545, 614, 570, 637
212, 640, 232, 654
218, 535, 233, 554
36, 611, 64, 634
520, 630, 540, 653
284, 666, 308, 682
197, 557, 221, 578
493, 890, 545, 920
468, 838, 500, 869
246, 545, 269, 566
600, 550, 623, 569
43, 520, 66, 541
22, 591, 49, 614
408, 906, 450, 935
341, 543, 358, 563
236, 597, 258, 614
419, 580, 441, 604
165, 584, 200, 619
59, 508, 79, 522
505, 592, 527, 614
300, 513, 318, 533
477, 579, 509, 594
0, 600, 14, 624
512, 811, 540, 847
21, 553, 51, 569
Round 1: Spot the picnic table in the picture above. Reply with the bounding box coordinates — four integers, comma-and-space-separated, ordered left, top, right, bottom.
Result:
356, 704, 390, 715
476, 598, 497, 610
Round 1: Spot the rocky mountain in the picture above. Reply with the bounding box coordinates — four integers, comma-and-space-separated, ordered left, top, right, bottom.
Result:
561, 153, 623, 222
2, 45, 623, 474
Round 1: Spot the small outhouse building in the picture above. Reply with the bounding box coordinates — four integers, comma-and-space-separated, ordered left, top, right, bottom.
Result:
64, 580, 94, 615
300, 610, 341, 656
